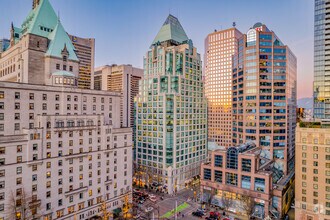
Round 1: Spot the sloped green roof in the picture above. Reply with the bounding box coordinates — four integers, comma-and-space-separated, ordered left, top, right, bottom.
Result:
46, 20, 79, 61
151, 14, 189, 46
52, 71, 75, 77
21, 0, 58, 38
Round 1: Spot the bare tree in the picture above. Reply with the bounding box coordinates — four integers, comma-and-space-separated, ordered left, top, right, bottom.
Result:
221, 194, 233, 212
240, 194, 256, 219
6, 189, 42, 220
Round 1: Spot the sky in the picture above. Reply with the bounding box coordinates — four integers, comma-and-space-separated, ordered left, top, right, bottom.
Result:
0, 0, 314, 99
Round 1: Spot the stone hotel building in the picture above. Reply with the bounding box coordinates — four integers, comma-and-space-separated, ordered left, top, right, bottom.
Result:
0, 0, 132, 219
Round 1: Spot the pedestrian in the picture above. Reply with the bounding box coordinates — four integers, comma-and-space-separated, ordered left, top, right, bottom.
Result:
182, 214, 184, 218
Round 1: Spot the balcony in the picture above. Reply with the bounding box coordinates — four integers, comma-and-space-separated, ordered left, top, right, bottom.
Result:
53, 124, 97, 132
64, 186, 88, 196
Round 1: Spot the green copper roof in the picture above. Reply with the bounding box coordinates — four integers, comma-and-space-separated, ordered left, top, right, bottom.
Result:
21, 0, 58, 38
46, 20, 79, 61
151, 14, 189, 46
52, 71, 75, 77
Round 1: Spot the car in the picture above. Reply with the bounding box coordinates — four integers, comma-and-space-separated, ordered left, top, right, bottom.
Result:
133, 188, 141, 193
138, 199, 145, 204
145, 207, 154, 212
192, 211, 204, 217
197, 208, 206, 213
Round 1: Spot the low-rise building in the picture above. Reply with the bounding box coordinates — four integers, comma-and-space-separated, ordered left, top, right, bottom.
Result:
201, 142, 294, 219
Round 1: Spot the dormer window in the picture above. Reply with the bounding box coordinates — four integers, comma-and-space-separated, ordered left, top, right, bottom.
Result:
63, 65, 67, 71
63, 56, 67, 62
69, 66, 73, 72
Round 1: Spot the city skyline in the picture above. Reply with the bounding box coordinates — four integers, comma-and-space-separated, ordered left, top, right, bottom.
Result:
0, 0, 313, 98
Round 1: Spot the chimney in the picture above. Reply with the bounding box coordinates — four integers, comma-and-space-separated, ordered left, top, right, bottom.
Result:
32, 0, 40, 9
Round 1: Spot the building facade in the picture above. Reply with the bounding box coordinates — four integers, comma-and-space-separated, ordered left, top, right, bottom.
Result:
232, 23, 297, 176
204, 28, 242, 148
94, 64, 143, 127
69, 35, 95, 90
0, 82, 132, 220
135, 15, 207, 194
314, 0, 330, 119
295, 121, 330, 220
201, 144, 294, 219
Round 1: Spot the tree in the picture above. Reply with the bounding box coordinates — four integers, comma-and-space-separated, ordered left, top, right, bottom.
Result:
99, 199, 113, 220
240, 194, 256, 219
6, 189, 42, 220
221, 193, 233, 212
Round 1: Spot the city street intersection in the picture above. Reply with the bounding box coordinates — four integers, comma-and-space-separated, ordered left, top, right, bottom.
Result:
132, 187, 244, 220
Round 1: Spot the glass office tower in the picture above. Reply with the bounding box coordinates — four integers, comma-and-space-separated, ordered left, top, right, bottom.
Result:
232, 23, 297, 175
314, 0, 330, 118
135, 15, 207, 194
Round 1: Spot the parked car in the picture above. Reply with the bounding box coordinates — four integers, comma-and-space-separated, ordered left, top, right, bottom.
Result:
192, 211, 204, 217
197, 208, 206, 213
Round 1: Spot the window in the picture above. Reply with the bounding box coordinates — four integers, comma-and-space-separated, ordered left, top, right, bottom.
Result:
56, 64, 60, 70
203, 169, 211, 180
242, 159, 251, 172
0, 92, 4, 99
214, 155, 223, 167
15, 102, 20, 109
29, 93, 34, 100
255, 178, 265, 192
241, 175, 251, 189
226, 173, 238, 186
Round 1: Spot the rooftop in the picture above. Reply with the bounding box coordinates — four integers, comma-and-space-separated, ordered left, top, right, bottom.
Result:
299, 120, 330, 128
151, 14, 189, 46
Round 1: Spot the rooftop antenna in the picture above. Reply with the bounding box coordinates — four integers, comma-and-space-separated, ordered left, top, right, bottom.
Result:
233, 21, 236, 27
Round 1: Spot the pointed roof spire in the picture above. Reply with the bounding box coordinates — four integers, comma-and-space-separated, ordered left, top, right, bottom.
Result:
22, 0, 58, 38
151, 14, 189, 46
46, 19, 78, 61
